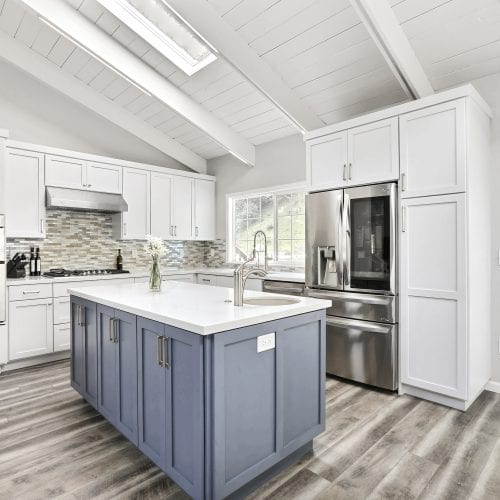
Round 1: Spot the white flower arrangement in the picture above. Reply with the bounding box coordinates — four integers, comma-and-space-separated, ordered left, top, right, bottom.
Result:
144, 235, 167, 259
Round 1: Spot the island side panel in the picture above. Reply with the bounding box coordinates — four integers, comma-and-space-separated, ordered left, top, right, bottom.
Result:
210, 310, 326, 499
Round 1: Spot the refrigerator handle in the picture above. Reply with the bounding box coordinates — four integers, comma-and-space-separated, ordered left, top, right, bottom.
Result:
337, 195, 343, 286
344, 196, 351, 287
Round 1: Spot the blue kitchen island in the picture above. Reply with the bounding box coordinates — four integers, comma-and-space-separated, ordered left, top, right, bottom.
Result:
69, 281, 329, 500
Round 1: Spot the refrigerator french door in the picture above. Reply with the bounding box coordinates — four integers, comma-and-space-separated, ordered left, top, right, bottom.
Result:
305, 183, 398, 390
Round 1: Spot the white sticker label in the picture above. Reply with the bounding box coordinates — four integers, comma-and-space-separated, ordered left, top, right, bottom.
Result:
257, 332, 275, 353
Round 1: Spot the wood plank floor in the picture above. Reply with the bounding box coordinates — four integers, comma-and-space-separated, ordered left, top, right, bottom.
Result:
0, 361, 499, 500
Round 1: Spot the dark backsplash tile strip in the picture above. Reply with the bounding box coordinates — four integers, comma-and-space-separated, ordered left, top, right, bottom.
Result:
6, 209, 228, 272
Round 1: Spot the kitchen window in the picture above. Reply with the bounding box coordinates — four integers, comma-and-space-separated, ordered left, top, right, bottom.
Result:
228, 187, 305, 267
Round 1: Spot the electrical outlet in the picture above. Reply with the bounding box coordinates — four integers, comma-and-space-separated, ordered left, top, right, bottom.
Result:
210, 248, 215, 257
131, 248, 138, 258
257, 333, 275, 353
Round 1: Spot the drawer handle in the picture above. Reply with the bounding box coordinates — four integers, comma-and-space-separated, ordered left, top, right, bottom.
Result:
23, 290, 41, 295
162, 336, 170, 369
156, 335, 163, 367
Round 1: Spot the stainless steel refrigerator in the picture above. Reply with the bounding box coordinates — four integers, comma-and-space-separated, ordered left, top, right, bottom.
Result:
305, 183, 398, 390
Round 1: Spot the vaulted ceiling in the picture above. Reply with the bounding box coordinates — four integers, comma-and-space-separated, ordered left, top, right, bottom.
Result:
0, 0, 498, 173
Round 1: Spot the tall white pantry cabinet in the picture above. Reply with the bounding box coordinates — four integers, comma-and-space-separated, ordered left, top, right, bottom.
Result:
305, 86, 492, 410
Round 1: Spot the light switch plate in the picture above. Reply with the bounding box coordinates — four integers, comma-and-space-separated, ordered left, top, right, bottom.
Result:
257, 332, 275, 353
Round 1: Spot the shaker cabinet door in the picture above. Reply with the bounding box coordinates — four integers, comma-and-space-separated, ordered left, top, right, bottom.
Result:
5, 148, 45, 238
97, 305, 117, 423
150, 172, 173, 240
400, 194, 467, 399
8, 298, 53, 360
45, 154, 85, 189
121, 168, 151, 240
137, 318, 168, 468
171, 176, 193, 240
307, 131, 348, 191
193, 179, 215, 241
86, 161, 122, 194
347, 117, 399, 185
399, 99, 466, 198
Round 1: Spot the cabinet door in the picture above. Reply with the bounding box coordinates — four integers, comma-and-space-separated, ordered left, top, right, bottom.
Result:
306, 131, 348, 191
400, 194, 467, 399
193, 179, 215, 240
86, 161, 122, 194
71, 300, 84, 394
115, 309, 138, 444
347, 118, 399, 185
399, 99, 466, 198
45, 154, 85, 189
137, 318, 167, 468
5, 149, 45, 238
122, 168, 150, 240
171, 176, 193, 240
83, 300, 98, 407
8, 298, 53, 360
164, 326, 204, 498
150, 172, 173, 240
54, 323, 71, 352
97, 305, 117, 423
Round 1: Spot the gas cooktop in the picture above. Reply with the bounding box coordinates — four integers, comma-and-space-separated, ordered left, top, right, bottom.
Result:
43, 269, 130, 278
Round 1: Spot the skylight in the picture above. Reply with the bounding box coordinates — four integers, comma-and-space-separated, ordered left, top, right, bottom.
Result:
96, 0, 217, 76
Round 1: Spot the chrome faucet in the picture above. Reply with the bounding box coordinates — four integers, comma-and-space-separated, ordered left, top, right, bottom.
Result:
253, 230, 269, 272
233, 250, 267, 306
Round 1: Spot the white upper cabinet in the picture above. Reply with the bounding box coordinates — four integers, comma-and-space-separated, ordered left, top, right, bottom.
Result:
46, 155, 122, 194
193, 179, 215, 240
306, 118, 398, 191
172, 176, 193, 241
117, 168, 151, 240
307, 131, 347, 191
150, 172, 173, 240
399, 100, 466, 198
5, 148, 46, 238
400, 193, 467, 399
45, 155, 85, 189
347, 118, 399, 185
85, 161, 122, 194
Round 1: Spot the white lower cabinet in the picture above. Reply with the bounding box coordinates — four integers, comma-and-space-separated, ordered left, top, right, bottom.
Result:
9, 298, 54, 360
54, 323, 71, 352
400, 194, 467, 400
163, 274, 195, 283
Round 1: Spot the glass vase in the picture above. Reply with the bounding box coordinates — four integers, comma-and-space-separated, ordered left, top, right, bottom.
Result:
149, 256, 162, 292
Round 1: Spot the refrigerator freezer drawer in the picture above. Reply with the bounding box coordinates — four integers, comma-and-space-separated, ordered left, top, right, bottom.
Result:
326, 316, 398, 391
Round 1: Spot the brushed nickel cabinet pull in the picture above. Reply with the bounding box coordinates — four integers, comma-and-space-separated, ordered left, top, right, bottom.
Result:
109, 318, 114, 342
401, 172, 406, 191
162, 337, 170, 369
156, 335, 163, 366
113, 319, 119, 343
348, 163, 352, 180
343, 164, 346, 181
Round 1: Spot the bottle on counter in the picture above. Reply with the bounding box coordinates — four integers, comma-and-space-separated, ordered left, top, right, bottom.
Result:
116, 249, 123, 271
35, 247, 41, 276
29, 247, 36, 276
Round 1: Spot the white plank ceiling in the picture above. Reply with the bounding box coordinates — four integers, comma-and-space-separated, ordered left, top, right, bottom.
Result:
390, 0, 500, 90
0, 0, 499, 165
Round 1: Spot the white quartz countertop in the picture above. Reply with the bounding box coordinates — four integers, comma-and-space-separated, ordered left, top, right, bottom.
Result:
6, 267, 305, 285
69, 281, 328, 335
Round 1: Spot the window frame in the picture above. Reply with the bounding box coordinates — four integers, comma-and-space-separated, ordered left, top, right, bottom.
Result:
226, 182, 306, 268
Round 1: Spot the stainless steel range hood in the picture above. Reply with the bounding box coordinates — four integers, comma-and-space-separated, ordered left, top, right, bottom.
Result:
46, 187, 128, 213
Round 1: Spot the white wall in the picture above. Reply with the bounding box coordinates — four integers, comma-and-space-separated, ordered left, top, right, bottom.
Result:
0, 59, 188, 171
470, 73, 500, 383
207, 133, 306, 239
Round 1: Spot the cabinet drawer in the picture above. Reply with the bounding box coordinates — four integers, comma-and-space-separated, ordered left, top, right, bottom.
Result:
197, 274, 217, 286
53, 278, 135, 297
163, 274, 195, 283
54, 296, 70, 324
54, 323, 71, 352
9, 283, 53, 301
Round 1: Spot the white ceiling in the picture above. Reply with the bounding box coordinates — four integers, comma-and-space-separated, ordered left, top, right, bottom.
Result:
0, 0, 498, 169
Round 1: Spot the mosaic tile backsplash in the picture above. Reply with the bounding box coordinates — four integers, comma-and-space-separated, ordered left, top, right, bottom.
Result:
6, 209, 227, 272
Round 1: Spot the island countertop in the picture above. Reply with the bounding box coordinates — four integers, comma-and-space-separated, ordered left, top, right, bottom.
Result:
69, 281, 330, 335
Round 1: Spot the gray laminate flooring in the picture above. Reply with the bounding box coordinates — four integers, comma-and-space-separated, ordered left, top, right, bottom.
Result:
0, 360, 499, 500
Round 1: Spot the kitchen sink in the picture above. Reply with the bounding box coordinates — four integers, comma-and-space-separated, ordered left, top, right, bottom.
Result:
243, 297, 300, 306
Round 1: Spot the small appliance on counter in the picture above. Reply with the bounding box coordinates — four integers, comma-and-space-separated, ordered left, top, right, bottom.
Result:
7, 252, 29, 278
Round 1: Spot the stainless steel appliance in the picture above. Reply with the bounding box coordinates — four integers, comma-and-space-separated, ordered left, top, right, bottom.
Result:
0, 215, 6, 325
305, 183, 398, 390
42, 268, 131, 277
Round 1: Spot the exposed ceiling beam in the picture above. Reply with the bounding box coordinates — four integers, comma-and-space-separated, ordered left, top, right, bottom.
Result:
165, 0, 325, 132
0, 30, 208, 173
19, 0, 255, 166
350, 0, 434, 99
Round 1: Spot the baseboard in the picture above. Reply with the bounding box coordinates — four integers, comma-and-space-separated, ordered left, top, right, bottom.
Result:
0, 351, 70, 374
485, 380, 500, 394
